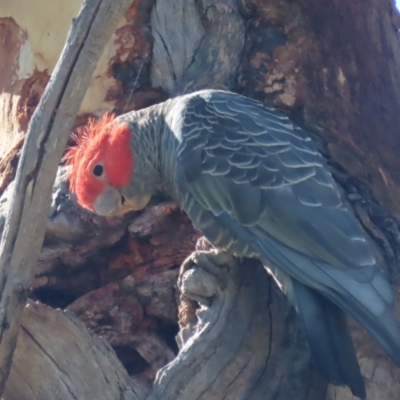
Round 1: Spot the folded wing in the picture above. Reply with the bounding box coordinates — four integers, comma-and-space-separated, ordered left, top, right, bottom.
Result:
173, 90, 400, 397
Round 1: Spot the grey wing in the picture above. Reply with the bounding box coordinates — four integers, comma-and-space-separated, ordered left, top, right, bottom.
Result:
173, 90, 400, 366
176, 91, 374, 271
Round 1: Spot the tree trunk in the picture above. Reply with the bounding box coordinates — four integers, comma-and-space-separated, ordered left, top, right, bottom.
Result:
1, 0, 400, 399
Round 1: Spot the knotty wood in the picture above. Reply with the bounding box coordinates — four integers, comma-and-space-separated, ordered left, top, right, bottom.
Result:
148, 240, 326, 400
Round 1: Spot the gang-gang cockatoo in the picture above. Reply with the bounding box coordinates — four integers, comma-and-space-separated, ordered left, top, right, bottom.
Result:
66, 90, 400, 398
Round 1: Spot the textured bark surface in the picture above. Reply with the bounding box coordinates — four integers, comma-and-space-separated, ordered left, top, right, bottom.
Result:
2, 246, 327, 400
1, 0, 400, 399
4, 301, 143, 400
148, 239, 327, 400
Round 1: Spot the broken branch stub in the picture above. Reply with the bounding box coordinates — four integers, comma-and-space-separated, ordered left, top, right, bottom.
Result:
4, 301, 144, 400
148, 238, 327, 400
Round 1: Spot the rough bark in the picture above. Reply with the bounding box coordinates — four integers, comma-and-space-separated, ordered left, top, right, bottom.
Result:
3, 243, 327, 400
1, 0, 400, 400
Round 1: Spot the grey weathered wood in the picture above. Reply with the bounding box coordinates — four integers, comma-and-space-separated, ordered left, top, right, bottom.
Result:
147, 239, 327, 400
0, 0, 133, 394
150, 0, 245, 94
150, 0, 205, 93
4, 301, 144, 400
1, 239, 325, 400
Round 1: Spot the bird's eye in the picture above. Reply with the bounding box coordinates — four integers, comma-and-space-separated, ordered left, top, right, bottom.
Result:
92, 164, 104, 177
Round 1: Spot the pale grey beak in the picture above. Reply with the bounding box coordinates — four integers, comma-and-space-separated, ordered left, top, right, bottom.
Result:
93, 186, 124, 216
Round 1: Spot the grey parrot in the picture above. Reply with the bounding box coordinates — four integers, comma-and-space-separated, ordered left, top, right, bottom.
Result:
66, 90, 400, 398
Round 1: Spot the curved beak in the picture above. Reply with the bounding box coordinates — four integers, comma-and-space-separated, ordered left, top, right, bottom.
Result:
93, 186, 152, 216
93, 186, 124, 216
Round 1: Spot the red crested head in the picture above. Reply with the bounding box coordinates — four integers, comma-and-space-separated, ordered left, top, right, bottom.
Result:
64, 113, 133, 211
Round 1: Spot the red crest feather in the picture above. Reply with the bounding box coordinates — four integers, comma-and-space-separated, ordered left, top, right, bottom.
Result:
63, 112, 134, 210
64, 113, 116, 195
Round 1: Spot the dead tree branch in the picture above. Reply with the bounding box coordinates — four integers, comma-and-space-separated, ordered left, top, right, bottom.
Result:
148, 239, 326, 400
0, 0, 133, 394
